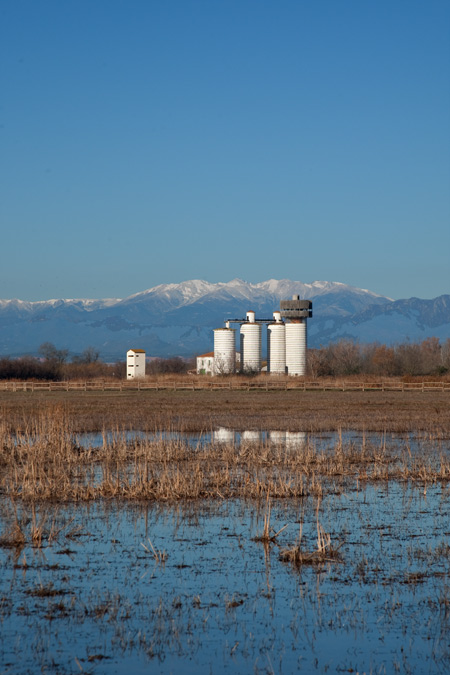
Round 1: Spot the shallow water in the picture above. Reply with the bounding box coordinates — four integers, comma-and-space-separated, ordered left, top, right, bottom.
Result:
1, 482, 450, 674
77, 428, 445, 454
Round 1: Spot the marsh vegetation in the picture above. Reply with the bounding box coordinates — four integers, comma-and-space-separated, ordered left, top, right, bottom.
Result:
0, 392, 449, 673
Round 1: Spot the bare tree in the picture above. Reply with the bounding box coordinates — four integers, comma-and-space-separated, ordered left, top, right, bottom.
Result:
72, 347, 100, 364
38, 342, 69, 364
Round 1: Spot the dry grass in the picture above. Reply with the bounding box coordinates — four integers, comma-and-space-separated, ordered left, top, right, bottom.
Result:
1, 387, 450, 434
279, 501, 343, 566
141, 538, 167, 564
0, 408, 449, 503
253, 493, 288, 543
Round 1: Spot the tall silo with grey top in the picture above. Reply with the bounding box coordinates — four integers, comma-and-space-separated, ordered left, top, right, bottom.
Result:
280, 296, 313, 376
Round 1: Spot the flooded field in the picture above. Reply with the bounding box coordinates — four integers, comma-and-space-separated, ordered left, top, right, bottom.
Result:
1, 394, 450, 673
1, 484, 450, 674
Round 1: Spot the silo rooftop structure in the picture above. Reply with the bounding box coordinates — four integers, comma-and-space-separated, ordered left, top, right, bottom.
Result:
280, 296, 313, 320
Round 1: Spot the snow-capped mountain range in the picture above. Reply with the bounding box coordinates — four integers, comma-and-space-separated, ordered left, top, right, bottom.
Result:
0, 279, 449, 360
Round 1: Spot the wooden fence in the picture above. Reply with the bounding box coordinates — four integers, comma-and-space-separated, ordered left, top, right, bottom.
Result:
0, 380, 449, 393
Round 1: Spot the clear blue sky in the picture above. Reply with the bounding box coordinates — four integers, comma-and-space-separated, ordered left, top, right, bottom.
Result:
1, 0, 449, 301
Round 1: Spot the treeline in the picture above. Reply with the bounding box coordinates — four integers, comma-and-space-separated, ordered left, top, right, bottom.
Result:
0, 343, 194, 381
1, 338, 450, 381
308, 338, 450, 378
0, 357, 124, 381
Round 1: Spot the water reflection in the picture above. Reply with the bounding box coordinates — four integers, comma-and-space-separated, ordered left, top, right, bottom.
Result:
286, 431, 307, 448
241, 430, 261, 443
79, 427, 311, 451
76, 429, 444, 455
2, 488, 450, 674
211, 428, 307, 449
268, 430, 286, 443
212, 428, 235, 444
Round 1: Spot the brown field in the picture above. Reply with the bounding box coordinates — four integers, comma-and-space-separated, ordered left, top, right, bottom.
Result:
1, 403, 449, 503
0, 387, 449, 433
1, 387, 448, 503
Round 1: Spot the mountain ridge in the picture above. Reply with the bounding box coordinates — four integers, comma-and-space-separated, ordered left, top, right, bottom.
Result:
0, 279, 448, 360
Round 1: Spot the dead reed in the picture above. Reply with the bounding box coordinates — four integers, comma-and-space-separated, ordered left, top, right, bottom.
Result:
141, 538, 167, 564
279, 501, 343, 566
253, 493, 288, 543
0, 409, 449, 503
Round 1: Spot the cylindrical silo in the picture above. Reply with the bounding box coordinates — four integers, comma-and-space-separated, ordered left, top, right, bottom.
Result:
214, 328, 236, 375
267, 320, 286, 374
285, 320, 307, 376
240, 318, 261, 373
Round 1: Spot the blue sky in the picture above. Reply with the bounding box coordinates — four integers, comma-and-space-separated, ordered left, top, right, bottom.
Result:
1, 0, 449, 301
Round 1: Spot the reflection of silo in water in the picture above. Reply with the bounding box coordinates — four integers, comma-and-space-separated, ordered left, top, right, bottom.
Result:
241, 430, 262, 444
213, 328, 236, 375
269, 430, 287, 444
213, 428, 235, 445
285, 321, 307, 376
240, 311, 262, 373
267, 312, 286, 374
285, 431, 307, 450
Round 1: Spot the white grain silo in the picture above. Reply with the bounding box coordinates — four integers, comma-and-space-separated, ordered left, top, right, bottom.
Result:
285, 321, 307, 376
280, 296, 313, 377
267, 311, 286, 374
213, 328, 236, 375
240, 311, 262, 373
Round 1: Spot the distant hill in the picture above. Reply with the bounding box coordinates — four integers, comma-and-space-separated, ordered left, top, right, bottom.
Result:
0, 279, 449, 360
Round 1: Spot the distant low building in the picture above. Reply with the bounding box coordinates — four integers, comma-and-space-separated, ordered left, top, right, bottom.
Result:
196, 352, 214, 375
197, 351, 240, 375
127, 349, 146, 379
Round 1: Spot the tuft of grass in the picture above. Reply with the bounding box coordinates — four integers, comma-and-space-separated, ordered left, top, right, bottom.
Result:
141, 538, 167, 564
280, 501, 343, 567
253, 493, 288, 544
